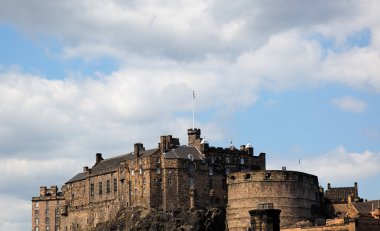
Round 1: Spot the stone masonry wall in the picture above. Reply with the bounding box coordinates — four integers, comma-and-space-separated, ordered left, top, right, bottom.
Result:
227, 170, 321, 231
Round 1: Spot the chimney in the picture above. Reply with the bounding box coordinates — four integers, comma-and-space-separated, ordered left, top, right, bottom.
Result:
327, 183, 331, 189
40, 186, 47, 197
134, 143, 144, 158
50, 185, 58, 196
83, 166, 89, 173
96, 153, 103, 164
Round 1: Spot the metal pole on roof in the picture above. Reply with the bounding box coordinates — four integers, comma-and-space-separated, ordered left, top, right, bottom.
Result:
192, 90, 195, 129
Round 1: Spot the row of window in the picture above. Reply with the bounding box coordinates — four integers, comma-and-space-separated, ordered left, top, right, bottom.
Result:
210, 156, 246, 164
90, 179, 117, 196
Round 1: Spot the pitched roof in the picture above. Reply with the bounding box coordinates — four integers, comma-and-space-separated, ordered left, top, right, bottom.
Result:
65, 148, 159, 184
66, 172, 86, 184
164, 146, 204, 160
353, 200, 380, 215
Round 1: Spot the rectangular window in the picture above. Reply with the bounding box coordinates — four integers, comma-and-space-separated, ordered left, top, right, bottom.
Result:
208, 167, 213, 176
46, 217, 50, 225
35, 209, 39, 216
131, 169, 135, 176
113, 179, 117, 192
226, 156, 230, 163
240, 158, 245, 165
35, 218, 39, 225
99, 182, 103, 195
189, 178, 195, 188
35, 227, 39, 231
90, 183, 94, 196
156, 167, 161, 174
35, 202, 39, 208
208, 179, 213, 188
106, 180, 110, 193
168, 178, 172, 186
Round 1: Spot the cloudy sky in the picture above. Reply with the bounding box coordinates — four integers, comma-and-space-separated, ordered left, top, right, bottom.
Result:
1, 1, 380, 230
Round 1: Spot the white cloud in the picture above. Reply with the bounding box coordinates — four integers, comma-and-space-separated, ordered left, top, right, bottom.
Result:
0, 194, 30, 231
268, 146, 380, 186
331, 96, 367, 112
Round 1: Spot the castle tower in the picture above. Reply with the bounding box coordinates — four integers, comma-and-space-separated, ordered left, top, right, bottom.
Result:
188, 128, 202, 147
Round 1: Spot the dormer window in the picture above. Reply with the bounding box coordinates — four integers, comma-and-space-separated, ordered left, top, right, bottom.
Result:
188, 154, 194, 161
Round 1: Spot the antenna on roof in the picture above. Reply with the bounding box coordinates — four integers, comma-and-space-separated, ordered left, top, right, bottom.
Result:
192, 90, 195, 129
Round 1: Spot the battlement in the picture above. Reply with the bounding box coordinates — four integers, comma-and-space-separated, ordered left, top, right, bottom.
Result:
227, 170, 318, 185
325, 182, 360, 204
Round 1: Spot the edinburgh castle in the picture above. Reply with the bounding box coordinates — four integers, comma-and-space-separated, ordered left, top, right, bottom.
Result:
32, 128, 380, 231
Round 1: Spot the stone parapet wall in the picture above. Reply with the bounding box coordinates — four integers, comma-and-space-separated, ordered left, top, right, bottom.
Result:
227, 170, 321, 230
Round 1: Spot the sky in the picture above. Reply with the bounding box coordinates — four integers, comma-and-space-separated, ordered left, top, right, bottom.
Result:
0, 1, 380, 230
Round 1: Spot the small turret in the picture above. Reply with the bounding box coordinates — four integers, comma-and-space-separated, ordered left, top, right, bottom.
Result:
188, 128, 202, 147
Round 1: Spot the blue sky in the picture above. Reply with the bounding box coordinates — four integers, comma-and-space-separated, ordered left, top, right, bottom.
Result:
1, 1, 380, 230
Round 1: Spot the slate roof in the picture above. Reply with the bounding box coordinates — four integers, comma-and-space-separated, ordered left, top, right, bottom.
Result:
66, 172, 86, 184
65, 148, 159, 184
353, 200, 380, 215
164, 146, 204, 160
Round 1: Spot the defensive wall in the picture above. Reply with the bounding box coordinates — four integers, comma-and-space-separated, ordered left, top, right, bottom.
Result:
227, 170, 322, 230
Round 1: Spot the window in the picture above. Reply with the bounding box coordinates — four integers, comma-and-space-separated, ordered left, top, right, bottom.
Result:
35, 218, 39, 225
240, 158, 245, 165
211, 157, 215, 164
188, 163, 195, 175
208, 167, 213, 176
35, 227, 39, 231
35, 202, 39, 208
55, 208, 59, 215
35, 210, 39, 216
99, 182, 103, 195
46, 217, 50, 225
113, 179, 117, 192
90, 183, 94, 196
168, 178, 172, 186
208, 179, 213, 188
156, 157, 160, 163
131, 169, 135, 176
106, 180, 110, 193
156, 167, 161, 174
226, 156, 230, 163
189, 178, 195, 188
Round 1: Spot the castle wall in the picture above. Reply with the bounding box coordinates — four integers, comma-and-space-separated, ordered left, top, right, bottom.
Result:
227, 170, 321, 230
32, 186, 64, 231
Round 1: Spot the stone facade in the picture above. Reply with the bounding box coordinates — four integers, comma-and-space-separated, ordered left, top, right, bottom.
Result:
324, 182, 360, 204
32, 186, 65, 231
227, 170, 322, 230
32, 128, 266, 231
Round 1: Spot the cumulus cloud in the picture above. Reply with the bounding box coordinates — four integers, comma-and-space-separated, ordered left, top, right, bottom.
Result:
268, 146, 380, 185
1, 1, 380, 230
331, 96, 367, 112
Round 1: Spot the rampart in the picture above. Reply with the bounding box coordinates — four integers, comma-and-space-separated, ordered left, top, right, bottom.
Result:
227, 170, 322, 230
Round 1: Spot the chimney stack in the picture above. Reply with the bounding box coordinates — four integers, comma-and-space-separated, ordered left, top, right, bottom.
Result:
40, 186, 47, 197
96, 153, 103, 164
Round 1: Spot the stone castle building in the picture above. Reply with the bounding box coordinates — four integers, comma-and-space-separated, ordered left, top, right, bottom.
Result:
33, 128, 374, 231
226, 170, 323, 229
32, 128, 266, 231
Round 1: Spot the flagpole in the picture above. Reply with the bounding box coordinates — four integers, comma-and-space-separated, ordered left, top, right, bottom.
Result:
192, 90, 195, 129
